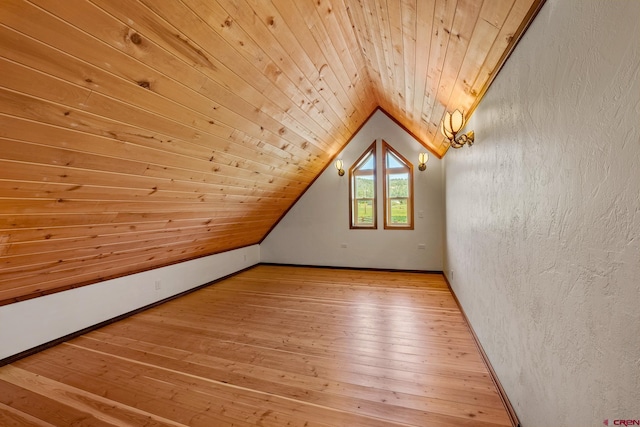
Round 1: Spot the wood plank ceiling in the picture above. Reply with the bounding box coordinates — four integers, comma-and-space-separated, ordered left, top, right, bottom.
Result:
0, 0, 544, 304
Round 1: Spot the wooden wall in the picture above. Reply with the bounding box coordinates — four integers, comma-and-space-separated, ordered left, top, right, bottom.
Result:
0, 0, 542, 305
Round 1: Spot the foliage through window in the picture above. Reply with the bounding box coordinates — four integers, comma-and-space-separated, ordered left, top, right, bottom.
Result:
349, 141, 376, 229
382, 141, 413, 229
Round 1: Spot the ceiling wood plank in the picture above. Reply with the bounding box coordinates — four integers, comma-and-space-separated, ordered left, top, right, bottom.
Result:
3, 217, 274, 243
32, 0, 329, 158
342, 1, 383, 105
309, 8, 369, 127
182, 0, 352, 148
470, 0, 538, 97
383, 0, 407, 116
0, 226, 268, 263
246, 0, 366, 131
0, 8, 321, 169
370, 0, 400, 114
399, 0, 417, 120
352, 0, 392, 109
315, 0, 377, 116
130, 0, 343, 146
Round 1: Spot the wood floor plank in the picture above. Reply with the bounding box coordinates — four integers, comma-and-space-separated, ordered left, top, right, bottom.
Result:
130, 312, 485, 368
0, 369, 183, 427
0, 402, 56, 427
80, 330, 500, 400
70, 334, 505, 411
0, 265, 512, 426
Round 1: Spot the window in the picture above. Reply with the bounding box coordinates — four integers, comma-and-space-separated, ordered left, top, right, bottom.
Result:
382, 141, 413, 229
349, 141, 376, 229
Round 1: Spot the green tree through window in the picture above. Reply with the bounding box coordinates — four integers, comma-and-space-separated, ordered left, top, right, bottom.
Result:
349, 141, 376, 229
383, 141, 413, 229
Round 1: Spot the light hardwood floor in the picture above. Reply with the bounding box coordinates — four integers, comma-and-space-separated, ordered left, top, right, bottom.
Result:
0, 265, 512, 426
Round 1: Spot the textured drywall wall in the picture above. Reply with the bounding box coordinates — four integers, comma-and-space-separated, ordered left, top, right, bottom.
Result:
0, 245, 260, 360
444, 0, 640, 425
261, 109, 444, 270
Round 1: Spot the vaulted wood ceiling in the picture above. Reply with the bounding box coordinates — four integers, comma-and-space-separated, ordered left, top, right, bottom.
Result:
0, 0, 543, 304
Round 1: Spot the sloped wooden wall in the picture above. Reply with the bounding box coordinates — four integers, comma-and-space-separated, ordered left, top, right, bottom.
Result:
0, 0, 377, 303
0, 0, 542, 304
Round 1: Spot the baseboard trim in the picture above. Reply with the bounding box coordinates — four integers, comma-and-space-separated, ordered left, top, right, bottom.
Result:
443, 273, 521, 427
0, 263, 259, 367
259, 262, 443, 275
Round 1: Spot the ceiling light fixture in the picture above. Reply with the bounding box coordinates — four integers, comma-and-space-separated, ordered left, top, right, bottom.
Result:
335, 159, 345, 176
440, 109, 475, 149
418, 153, 429, 171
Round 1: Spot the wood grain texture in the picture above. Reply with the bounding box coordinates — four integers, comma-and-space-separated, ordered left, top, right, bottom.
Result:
0, 0, 543, 304
0, 266, 514, 426
344, 0, 545, 152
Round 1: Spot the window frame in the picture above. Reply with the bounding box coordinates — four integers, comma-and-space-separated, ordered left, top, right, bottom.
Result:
382, 141, 414, 230
349, 141, 377, 229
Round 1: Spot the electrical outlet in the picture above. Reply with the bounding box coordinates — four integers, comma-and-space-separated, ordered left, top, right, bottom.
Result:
155, 280, 161, 290
418, 243, 426, 249
340, 243, 348, 248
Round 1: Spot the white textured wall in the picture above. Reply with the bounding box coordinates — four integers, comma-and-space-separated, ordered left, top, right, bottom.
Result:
261, 110, 444, 270
444, 1, 640, 426
0, 245, 260, 360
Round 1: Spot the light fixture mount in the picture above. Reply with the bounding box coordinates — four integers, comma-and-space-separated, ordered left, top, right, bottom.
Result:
440, 109, 475, 149
418, 152, 429, 171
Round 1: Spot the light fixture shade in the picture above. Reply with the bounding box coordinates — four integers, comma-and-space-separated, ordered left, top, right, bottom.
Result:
418, 152, 429, 171
335, 159, 343, 171
440, 119, 454, 139
443, 111, 452, 133
450, 109, 465, 133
